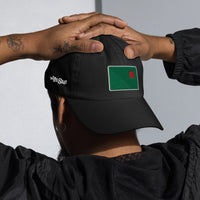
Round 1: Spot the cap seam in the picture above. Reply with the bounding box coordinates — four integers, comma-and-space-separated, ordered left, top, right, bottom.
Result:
71, 54, 80, 94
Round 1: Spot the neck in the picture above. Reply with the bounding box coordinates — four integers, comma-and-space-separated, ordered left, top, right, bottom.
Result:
92, 144, 142, 158
56, 108, 142, 158
69, 130, 141, 158
90, 131, 141, 158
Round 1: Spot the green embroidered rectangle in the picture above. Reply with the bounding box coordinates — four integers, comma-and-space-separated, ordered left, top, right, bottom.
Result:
108, 66, 139, 91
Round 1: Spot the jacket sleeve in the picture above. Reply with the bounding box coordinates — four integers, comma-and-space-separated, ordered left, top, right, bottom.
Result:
167, 125, 200, 200
163, 28, 200, 85
0, 142, 78, 199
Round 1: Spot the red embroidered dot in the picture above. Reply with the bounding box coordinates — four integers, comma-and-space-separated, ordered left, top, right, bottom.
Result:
129, 71, 135, 78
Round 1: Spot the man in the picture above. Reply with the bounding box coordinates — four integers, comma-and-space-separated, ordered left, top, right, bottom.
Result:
46, 34, 163, 159
0, 12, 200, 199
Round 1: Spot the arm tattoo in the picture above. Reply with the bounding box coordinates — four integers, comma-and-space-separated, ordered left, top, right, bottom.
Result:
53, 41, 77, 54
7, 35, 24, 52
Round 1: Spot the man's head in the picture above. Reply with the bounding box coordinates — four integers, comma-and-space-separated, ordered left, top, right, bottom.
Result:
48, 91, 140, 157
45, 35, 162, 157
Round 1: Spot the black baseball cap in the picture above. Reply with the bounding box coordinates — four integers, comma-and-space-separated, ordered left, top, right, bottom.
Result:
45, 35, 163, 134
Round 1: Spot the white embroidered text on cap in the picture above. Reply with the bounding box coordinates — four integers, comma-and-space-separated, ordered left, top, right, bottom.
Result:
50, 76, 67, 85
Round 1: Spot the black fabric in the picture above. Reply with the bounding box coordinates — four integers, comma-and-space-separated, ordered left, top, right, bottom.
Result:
45, 35, 163, 134
0, 126, 194, 200
67, 97, 163, 134
164, 28, 200, 85
2, 28, 200, 199
0, 125, 200, 199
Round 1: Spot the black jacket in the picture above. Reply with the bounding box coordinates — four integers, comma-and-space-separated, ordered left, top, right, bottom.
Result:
1, 28, 200, 200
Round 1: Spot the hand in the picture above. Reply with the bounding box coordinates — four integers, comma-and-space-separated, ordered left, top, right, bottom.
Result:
81, 26, 154, 60
0, 12, 127, 64
59, 13, 151, 60
77, 25, 154, 60
59, 13, 175, 62
58, 12, 127, 29
34, 12, 127, 60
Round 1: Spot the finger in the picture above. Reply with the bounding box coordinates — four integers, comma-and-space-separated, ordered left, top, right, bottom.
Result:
59, 12, 98, 24
79, 13, 127, 31
78, 23, 124, 39
68, 39, 104, 53
124, 44, 148, 60
124, 45, 138, 59
58, 18, 64, 24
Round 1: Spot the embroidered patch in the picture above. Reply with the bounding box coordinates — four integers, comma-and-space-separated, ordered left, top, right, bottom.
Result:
108, 66, 139, 91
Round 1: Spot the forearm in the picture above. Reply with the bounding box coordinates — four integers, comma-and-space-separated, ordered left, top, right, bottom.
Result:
144, 34, 176, 62
0, 33, 41, 65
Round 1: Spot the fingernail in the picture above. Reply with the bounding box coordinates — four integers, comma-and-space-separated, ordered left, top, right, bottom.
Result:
92, 43, 102, 51
123, 21, 128, 25
127, 50, 134, 59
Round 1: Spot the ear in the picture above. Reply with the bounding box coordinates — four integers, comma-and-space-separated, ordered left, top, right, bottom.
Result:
57, 97, 65, 124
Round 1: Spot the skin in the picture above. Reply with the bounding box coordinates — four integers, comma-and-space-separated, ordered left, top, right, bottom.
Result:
0, 12, 176, 158
0, 12, 131, 158
60, 12, 176, 62
54, 12, 176, 157
55, 97, 142, 157
0, 12, 127, 65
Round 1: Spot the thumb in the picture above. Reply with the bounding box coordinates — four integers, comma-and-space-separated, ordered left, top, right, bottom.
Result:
124, 45, 139, 59
69, 40, 103, 53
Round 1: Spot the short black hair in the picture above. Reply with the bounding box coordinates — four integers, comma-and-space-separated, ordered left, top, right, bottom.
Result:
48, 90, 59, 118
48, 90, 71, 160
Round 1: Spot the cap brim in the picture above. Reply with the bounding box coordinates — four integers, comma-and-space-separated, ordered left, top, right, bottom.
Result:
67, 97, 163, 134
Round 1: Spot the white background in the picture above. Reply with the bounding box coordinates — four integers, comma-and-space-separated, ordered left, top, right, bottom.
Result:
0, 0, 95, 159
1, 0, 200, 159
102, 0, 200, 144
